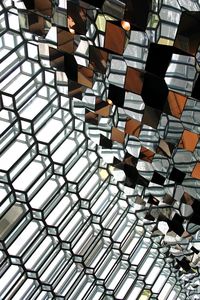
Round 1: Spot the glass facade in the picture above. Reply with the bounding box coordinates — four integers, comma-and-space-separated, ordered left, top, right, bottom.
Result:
1, 0, 200, 299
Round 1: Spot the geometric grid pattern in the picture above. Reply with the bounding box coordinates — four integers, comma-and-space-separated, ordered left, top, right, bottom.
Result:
1, 0, 200, 299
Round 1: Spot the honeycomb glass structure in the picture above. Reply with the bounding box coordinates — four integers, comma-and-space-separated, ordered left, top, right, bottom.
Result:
1, 0, 200, 299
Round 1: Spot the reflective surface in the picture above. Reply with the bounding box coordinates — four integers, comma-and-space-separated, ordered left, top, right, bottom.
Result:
1, 0, 200, 299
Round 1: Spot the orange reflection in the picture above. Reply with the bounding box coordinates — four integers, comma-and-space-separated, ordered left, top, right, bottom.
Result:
167, 91, 187, 119
111, 127, 125, 144
96, 106, 111, 117
125, 118, 141, 137
192, 162, 200, 179
121, 20, 131, 31
178, 130, 199, 152
140, 146, 155, 162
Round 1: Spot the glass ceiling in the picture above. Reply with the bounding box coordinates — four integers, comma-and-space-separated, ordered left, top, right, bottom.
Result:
1, 0, 200, 299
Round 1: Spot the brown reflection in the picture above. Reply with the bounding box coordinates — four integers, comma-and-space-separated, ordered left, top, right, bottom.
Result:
85, 110, 99, 125
57, 28, 75, 54
125, 67, 144, 94
192, 162, 200, 179
157, 139, 173, 157
124, 154, 137, 166
181, 192, 194, 205
178, 129, 199, 152
96, 106, 111, 117
67, 2, 87, 34
89, 46, 108, 73
174, 12, 200, 55
68, 81, 86, 99
142, 106, 161, 129
139, 146, 155, 162
77, 66, 93, 88
95, 98, 107, 110
28, 12, 46, 36
111, 127, 125, 144
104, 21, 126, 54
125, 118, 141, 137
49, 48, 65, 71
34, 0, 52, 16
167, 91, 187, 119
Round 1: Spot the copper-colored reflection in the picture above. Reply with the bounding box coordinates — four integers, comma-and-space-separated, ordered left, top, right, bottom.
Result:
77, 66, 93, 88
96, 106, 111, 117
107, 99, 113, 105
94, 98, 111, 116
139, 146, 155, 162
125, 67, 144, 94
142, 106, 161, 129
178, 129, 199, 152
111, 127, 125, 144
192, 162, 200, 179
49, 48, 65, 71
181, 192, 194, 205
95, 97, 106, 110
57, 28, 75, 54
68, 81, 86, 98
125, 118, 141, 137
104, 21, 126, 54
67, 3, 87, 35
28, 13, 46, 36
34, 0, 52, 16
85, 110, 99, 125
167, 91, 187, 119
89, 46, 108, 73
174, 12, 200, 55
121, 20, 131, 31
